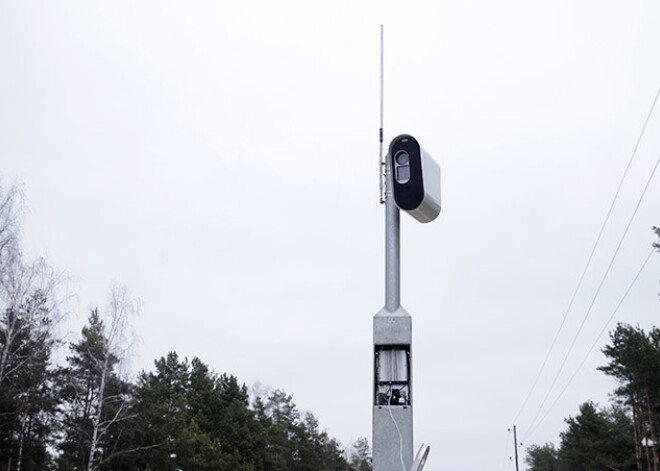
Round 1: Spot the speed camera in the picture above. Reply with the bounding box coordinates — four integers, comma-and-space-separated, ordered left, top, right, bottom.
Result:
389, 135, 441, 223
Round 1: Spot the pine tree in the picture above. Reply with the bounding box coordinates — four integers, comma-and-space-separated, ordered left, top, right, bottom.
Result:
134, 353, 267, 471
348, 437, 372, 471
56, 306, 136, 471
600, 323, 660, 471
185, 359, 251, 470
525, 443, 559, 471
0, 181, 62, 470
559, 402, 635, 471
299, 412, 352, 471
0, 291, 58, 471
133, 352, 190, 471
261, 389, 300, 470
211, 371, 265, 470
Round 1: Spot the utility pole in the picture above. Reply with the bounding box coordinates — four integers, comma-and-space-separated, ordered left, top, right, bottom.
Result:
513, 425, 520, 471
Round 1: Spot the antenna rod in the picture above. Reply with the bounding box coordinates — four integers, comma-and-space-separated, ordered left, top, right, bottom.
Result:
379, 24, 386, 204
380, 25, 399, 311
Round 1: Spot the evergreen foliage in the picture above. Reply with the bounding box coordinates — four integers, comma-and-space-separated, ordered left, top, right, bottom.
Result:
525, 443, 559, 471
2, 178, 658, 471
55, 310, 137, 471
558, 402, 634, 471
599, 323, 660, 471
0, 181, 62, 471
0, 292, 57, 471
129, 353, 368, 471
0, 176, 371, 471
527, 323, 660, 471
347, 437, 372, 471
1, 329, 373, 471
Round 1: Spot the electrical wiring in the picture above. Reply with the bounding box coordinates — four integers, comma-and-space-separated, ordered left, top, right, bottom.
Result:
387, 352, 407, 471
523, 150, 660, 438
523, 247, 655, 441
511, 85, 660, 427
387, 396, 407, 471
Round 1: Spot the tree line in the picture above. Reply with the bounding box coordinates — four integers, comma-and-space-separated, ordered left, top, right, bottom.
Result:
0, 181, 372, 471
525, 227, 660, 471
526, 323, 660, 471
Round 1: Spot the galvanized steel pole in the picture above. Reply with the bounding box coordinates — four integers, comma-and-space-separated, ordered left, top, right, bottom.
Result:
385, 158, 401, 312
374, 25, 413, 471
373, 155, 414, 471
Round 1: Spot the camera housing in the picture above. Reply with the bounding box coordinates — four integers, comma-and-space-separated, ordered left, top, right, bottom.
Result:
389, 135, 441, 223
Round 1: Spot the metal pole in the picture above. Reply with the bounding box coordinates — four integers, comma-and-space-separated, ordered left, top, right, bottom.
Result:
379, 23, 400, 313
513, 425, 520, 471
373, 25, 412, 471
385, 156, 401, 311
373, 146, 413, 471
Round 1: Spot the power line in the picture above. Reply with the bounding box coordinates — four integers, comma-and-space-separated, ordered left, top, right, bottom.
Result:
523, 247, 656, 441
511, 85, 660, 426
523, 151, 660, 439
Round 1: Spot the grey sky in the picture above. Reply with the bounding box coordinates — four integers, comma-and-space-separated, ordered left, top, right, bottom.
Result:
2, 1, 660, 469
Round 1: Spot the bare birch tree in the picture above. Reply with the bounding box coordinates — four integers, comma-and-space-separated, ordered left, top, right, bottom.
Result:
0, 180, 20, 270
86, 284, 140, 471
0, 180, 66, 470
0, 180, 23, 388
0, 180, 64, 388
0, 252, 63, 389
57, 283, 140, 471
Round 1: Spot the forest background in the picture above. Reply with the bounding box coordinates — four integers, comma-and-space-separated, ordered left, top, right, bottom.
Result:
0, 180, 373, 471
525, 318, 660, 471
3, 176, 660, 471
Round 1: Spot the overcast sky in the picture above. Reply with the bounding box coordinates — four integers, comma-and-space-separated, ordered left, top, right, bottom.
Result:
2, 1, 660, 469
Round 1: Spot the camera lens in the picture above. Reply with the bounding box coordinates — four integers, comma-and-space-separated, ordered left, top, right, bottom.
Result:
396, 165, 410, 183
396, 152, 409, 165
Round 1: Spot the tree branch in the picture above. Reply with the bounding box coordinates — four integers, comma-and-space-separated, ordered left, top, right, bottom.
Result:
95, 442, 166, 467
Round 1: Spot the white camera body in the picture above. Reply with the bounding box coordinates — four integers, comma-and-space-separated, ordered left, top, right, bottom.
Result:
389, 135, 441, 223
